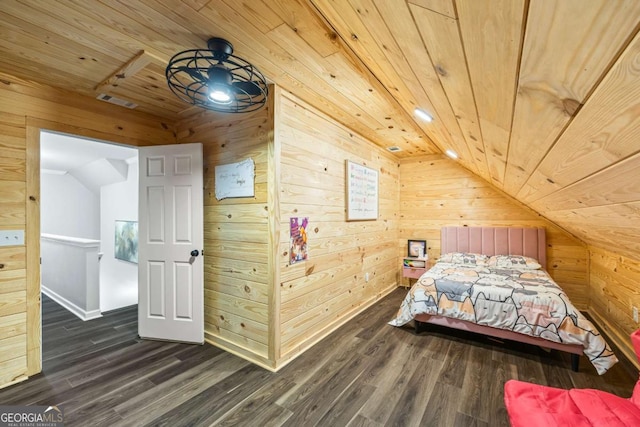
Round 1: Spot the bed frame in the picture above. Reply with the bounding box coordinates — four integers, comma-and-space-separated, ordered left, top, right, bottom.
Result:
413, 226, 583, 371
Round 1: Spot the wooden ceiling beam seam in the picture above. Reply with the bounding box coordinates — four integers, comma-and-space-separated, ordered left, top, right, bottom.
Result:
94, 50, 152, 94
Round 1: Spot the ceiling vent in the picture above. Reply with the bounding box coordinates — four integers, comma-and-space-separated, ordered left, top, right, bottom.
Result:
96, 93, 138, 109
387, 146, 402, 152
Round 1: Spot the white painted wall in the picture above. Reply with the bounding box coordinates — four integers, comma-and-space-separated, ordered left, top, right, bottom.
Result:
100, 158, 139, 312
40, 172, 100, 239
41, 234, 101, 321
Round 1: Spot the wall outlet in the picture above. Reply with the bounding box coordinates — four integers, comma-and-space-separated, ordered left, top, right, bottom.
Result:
634, 306, 639, 323
365, 272, 369, 282
0, 230, 24, 246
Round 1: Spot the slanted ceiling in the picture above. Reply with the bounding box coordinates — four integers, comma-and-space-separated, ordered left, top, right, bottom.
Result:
1, 0, 639, 259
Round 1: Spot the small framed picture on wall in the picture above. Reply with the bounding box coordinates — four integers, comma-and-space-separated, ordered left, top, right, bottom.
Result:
408, 240, 426, 259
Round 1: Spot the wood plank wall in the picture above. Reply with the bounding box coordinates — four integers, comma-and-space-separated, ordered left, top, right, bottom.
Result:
0, 110, 27, 387
276, 92, 400, 366
176, 97, 275, 369
589, 247, 640, 368
399, 155, 589, 308
176, 89, 400, 370
0, 71, 176, 389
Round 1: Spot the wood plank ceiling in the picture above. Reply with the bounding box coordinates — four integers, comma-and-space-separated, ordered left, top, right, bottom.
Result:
1, 0, 640, 259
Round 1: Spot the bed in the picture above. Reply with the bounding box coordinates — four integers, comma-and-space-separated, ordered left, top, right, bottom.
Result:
389, 226, 618, 375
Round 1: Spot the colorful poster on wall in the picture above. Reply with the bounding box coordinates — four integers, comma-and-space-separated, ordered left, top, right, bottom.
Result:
290, 217, 309, 264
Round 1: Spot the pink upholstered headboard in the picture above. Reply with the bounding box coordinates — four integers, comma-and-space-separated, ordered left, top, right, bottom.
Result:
440, 227, 547, 268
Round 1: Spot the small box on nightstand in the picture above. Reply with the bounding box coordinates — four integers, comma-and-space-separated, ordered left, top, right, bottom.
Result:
403, 257, 427, 268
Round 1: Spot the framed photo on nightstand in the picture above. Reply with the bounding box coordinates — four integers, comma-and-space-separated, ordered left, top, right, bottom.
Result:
408, 240, 426, 258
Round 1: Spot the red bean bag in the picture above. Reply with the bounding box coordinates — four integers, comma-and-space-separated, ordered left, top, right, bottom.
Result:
504, 330, 640, 427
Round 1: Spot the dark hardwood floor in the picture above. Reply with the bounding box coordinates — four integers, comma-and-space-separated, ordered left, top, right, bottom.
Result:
1, 291, 636, 426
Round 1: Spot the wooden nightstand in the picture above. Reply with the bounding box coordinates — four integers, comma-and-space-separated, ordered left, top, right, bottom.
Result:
402, 258, 435, 287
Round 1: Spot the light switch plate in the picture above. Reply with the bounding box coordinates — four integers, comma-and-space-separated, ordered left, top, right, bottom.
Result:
0, 230, 25, 246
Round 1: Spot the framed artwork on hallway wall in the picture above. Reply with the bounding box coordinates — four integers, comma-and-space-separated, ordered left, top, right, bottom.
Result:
115, 220, 138, 263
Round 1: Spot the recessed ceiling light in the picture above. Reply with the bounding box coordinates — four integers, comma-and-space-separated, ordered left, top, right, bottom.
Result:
414, 108, 433, 122
445, 149, 458, 159
387, 146, 402, 152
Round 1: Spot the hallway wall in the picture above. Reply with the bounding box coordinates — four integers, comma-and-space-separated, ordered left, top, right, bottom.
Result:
40, 172, 100, 239
100, 159, 139, 312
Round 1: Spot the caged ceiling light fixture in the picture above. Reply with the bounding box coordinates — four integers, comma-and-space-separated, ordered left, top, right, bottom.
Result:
166, 37, 269, 113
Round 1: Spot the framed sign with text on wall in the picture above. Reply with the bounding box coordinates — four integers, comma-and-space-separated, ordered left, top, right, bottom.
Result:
345, 160, 379, 221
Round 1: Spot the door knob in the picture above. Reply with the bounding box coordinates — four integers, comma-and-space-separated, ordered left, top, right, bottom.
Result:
190, 249, 199, 257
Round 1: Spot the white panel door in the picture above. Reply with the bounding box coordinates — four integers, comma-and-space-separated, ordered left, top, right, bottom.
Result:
138, 143, 204, 343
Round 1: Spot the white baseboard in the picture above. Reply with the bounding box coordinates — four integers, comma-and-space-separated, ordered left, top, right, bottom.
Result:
41, 285, 102, 321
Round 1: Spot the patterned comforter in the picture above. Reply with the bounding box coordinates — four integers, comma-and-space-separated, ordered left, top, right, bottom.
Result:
389, 261, 618, 375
